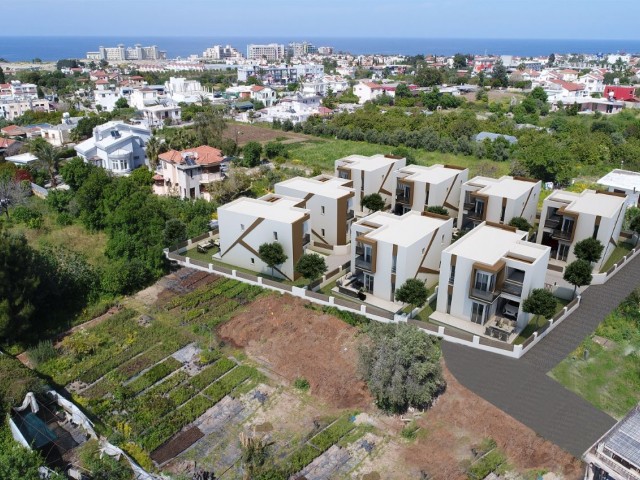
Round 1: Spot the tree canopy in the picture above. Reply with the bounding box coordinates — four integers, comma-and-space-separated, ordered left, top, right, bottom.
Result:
362, 193, 385, 212
295, 253, 327, 281
259, 242, 288, 277
522, 289, 557, 320
563, 259, 593, 297
573, 237, 604, 264
359, 323, 445, 413
508, 216, 531, 231
395, 279, 429, 309
241, 142, 263, 168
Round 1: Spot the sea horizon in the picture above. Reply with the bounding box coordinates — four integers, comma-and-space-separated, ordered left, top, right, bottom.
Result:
1, 36, 639, 62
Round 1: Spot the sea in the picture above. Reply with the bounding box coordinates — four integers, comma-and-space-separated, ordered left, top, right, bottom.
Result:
0, 36, 639, 62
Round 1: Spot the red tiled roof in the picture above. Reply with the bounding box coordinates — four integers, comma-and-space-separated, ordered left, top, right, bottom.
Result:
550, 79, 585, 92
152, 174, 164, 181
95, 79, 109, 85
250, 85, 265, 92
1, 125, 26, 136
363, 82, 383, 90
0, 138, 17, 148
158, 145, 224, 166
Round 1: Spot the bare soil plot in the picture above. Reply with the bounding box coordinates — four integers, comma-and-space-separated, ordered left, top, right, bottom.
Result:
218, 295, 371, 410
222, 123, 310, 146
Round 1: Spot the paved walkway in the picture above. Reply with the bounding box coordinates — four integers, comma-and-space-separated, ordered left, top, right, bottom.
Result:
442, 253, 640, 458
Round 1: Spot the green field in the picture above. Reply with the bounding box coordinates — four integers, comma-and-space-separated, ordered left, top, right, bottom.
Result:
599, 242, 634, 273
286, 138, 511, 176
550, 289, 640, 419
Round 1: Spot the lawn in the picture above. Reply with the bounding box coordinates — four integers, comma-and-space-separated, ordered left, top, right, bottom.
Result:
513, 297, 570, 345
286, 138, 510, 176
599, 242, 634, 273
549, 289, 640, 419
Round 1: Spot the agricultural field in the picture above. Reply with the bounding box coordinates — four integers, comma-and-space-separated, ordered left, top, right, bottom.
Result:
28, 268, 582, 479
285, 138, 511, 177
222, 122, 310, 146
550, 288, 640, 420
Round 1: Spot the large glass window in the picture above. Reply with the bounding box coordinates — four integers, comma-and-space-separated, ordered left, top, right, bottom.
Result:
471, 302, 485, 324
474, 271, 494, 292
364, 273, 374, 293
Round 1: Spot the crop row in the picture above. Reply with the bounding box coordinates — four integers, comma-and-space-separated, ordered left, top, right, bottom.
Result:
127, 357, 183, 395
168, 358, 236, 405
166, 278, 235, 310
143, 365, 256, 452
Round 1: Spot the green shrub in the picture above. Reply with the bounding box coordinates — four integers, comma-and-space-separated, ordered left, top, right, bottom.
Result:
467, 448, 507, 480
188, 358, 236, 391
400, 421, 419, 441
309, 415, 355, 451
27, 340, 57, 366
293, 377, 310, 391
12, 206, 43, 228
322, 306, 369, 327
127, 357, 182, 394
198, 349, 221, 365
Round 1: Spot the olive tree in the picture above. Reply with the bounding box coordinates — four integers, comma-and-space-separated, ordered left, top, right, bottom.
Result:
362, 193, 385, 212
258, 242, 288, 277
563, 259, 593, 298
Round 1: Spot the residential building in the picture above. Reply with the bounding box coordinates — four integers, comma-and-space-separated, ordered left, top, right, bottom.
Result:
536, 189, 627, 270
0, 81, 38, 100
604, 85, 637, 102
274, 175, 354, 252
335, 154, 407, 215
246, 44, 286, 61
598, 169, 640, 207
216, 194, 311, 280
249, 93, 322, 124
237, 64, 324, 84
583, 403, 640, 480
458, 176, 541, 231
0, 137, 21, 157
154, 146, 225, 200
288, 42, 317, 57
39, 113, 80, 147
353, 81, 384, 104
249, 86, 277, 107
0, 98, 53, 121
580, 72, 605, 94
5, 152, 38, 166
392, 164, 469, 219
93, 81, 125, 112
301, 75, 349, 96
202, 45, 243, 61
140, 103, 181, 128
433, 222, 550, 339
164, 77, 214, 104
74, 121, 151, 175
347, 211, 453, 304
86, 44, 166, 62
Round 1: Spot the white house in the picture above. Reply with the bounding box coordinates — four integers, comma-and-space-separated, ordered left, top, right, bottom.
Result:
93, 80, 125, 112
0, 98, 53, 121
536, 189, 627, 270
580, 72, 605, 95
335, 154, 406, 216
433, 222, 550, 340
251, 93, 322, 124
597, 169, 640, 207
39, 113, 80, 147
140, 103, 181, 128
154, 145, 225, 200
249, 86, 277, 107
353, 81, 385, 104
74, 121, 151, 175
344, 210, 453, 306
458, 175, 541, 231
0, 81, 38, 100
216, 194, 311, 281
274, 175, 354, 253
393, 164, 469, 218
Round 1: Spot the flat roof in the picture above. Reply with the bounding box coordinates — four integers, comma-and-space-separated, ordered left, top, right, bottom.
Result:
219, 195, 309, 224
597, 169, 640, 192
275, 176, 352, 199
601, 403, 640, 468
549, 189, 626, 218
5, 152, 38, 164
399, 164, 465, 184
445, 223, 547, 265
468, 175, 537, 200
336, 154, 403, 172
357, 211, 449, 248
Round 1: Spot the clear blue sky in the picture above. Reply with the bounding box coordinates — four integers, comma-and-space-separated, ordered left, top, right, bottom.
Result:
3, 0, 639, 39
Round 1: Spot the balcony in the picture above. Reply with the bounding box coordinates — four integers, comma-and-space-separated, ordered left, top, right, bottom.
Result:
544, 214, 562, 229
302, 233, 310, 246
501, 282, 523, 297
551, 228, 573, 241
355, 255, 373, 271
469, 288, 500, 303
395, 189, 411, 204
467, 210, 485, 221
463, 201, 476, 211
346, 210, 355, 220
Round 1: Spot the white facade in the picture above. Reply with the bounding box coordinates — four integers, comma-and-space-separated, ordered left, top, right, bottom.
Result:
140, 103, 181, 127
237, 64, 324, 84
393, 164, 469, 219
597, 169, 640, 207
0, 98, 52, 121
458, 175, 541, 231
275, 175, 354, 251
353, 81, 384, 104
536, 189, 627, 270
154, 146, 225, 201
251, 93, 322, 124
0, 81, 38, 101
88, 44, 165, 61
435, 222, 550, 334
164, 77, 214, 104
335, 154, 407, 215
40, 114, 79, 147
246, 44, 286, 61
74, 121, 151, 175
94, 82, 125, 112
350, 211, 453, 303
249, 86, 277, 107
301, 75, 349, 96
202, 45, 243, 61
217, 195, 310, 281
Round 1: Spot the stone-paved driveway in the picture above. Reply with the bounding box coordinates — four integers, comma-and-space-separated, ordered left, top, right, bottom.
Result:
442, 253, 640, 458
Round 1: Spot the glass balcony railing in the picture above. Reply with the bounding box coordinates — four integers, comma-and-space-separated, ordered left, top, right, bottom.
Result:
355, 255, 373, 271
469, 288, 500, 303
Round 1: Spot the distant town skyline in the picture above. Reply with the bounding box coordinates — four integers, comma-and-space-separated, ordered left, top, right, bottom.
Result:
3, 0, 639, 40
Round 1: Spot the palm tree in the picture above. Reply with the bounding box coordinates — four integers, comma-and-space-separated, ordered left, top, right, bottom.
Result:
31, 138, 61, 187
145, 136, 165, 171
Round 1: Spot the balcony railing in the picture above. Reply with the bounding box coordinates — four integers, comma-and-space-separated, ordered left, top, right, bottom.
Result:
463, 201, 476, 211
501, 281, 523, 297
551, 229, 573, 241
395, 190, 410, 204
469, 288, 500, 303
346, 210, 355, 220
355, 255, 373, 271
593, 451, 640, 480
544, 215, 562, 229
302, 234, 310, 246
467, 210, 484, 221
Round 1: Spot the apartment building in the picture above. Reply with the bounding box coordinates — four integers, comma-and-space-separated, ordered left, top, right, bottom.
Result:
393, 164, 469, 219
335, 154, 406, 215
154, 146, 226, 200
0, 81, 38, 100
237, 64, 324, 84
0, 98, 53, 121
434, 223, 550, 339
345, 211, 453, 305
246, 44, 286, 61
458, 175, 541, 231
75, 121, 151, 175
583, 403, 640, 480
536, 189, 627, 270
86, 44, 166, 62
216, 195, 311, 281
202, 45, 243, 61
274, 175, 354, 253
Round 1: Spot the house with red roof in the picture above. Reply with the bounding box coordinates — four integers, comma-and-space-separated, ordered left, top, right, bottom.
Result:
0, 137, 21, 157
250, 85, 277, 107
353, 81, 385, 104
155, 145, 227, 200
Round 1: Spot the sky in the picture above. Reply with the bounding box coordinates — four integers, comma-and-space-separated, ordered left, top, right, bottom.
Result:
2, 0, 639, 39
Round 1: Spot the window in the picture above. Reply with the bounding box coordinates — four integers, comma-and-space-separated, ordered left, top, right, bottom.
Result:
474, 271, 494, 292
321, 206, 325, 215
471, 302, 485, 324
364, 273, 374, 293
241, 224, 245, 231
446, 293, 452, 314
391, 255, 397, 273
321, 228, 325, 237
273, 231, 278, 240
558, 243, 570, 262
449, 265, 456, 284
592, 224, 599, 239
250, 258, 255, 264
